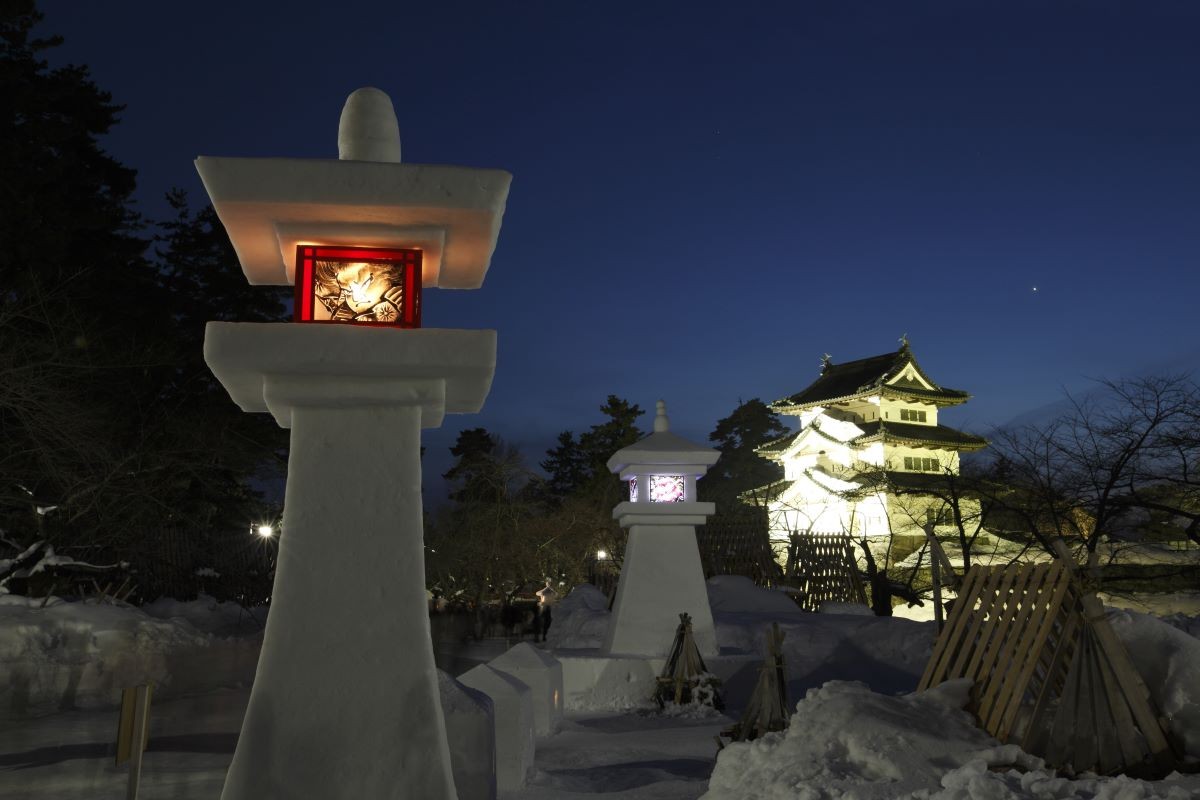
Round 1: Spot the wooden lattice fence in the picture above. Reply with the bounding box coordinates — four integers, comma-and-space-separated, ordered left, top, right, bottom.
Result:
696, 514, 782, 587
786, 533, 867, 612
919, 559, 1177, 776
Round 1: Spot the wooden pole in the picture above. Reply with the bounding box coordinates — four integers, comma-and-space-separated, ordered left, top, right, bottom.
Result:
116, 684, 152, 800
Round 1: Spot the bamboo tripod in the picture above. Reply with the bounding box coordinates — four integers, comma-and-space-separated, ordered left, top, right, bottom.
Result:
655, 612, 723, 710
720, 623, 789, 745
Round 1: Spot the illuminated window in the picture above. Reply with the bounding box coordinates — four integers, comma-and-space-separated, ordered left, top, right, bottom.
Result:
294, 246, 421, 327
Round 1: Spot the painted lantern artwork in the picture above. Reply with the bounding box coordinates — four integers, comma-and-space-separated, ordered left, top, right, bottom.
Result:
294, 245, 422, 327
629, 475, 686, 503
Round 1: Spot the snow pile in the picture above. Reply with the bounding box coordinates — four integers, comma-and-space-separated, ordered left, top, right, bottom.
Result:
1109, 608, 1200, 759
704, 679, 1200, 800
707, 576, 935, 696
142, 593, 267, 637
0, 595, 260, 719
707, 575, 801, 617
544, 583, 610, 650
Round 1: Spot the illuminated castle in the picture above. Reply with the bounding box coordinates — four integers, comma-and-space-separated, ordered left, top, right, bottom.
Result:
749, 340, 987, 553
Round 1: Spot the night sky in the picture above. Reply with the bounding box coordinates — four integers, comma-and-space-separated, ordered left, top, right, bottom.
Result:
36, 1, 1200, 497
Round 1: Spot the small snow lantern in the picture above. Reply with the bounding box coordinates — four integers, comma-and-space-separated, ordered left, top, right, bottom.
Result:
609, 401, 719, 505
294, 245, 422, 327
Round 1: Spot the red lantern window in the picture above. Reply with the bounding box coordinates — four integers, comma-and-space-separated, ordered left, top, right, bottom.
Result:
294, 245, 422, 327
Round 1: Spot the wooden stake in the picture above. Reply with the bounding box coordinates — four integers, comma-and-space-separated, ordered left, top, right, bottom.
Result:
116, 684, 152, 800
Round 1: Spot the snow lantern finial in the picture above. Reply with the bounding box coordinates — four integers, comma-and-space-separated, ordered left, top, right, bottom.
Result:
654, 399, 670, 433
338, 87, 401, 163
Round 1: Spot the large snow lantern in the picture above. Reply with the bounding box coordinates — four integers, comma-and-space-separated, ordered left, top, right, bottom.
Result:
294, 245, 421, 326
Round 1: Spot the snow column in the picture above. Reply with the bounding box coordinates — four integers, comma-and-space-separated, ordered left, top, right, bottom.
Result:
222, 396, 453, 798
603, 515, 718, 658
200, 329, 498, 800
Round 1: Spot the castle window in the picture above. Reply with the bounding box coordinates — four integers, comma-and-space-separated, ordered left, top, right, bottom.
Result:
904, 456, 940, 472
900, 408, 928, 423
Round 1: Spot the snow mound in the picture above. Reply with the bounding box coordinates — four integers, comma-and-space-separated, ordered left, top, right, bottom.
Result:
545, 584, 610, 650
707, 575, 802, 616
142, 593, 267, 637
0, 595, 260, 719
704, 679, 1200, 800
1108, 608, 1200, 759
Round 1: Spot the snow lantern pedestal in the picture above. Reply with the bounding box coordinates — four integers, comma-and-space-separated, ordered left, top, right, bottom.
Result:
603, 401, 720, 658
197, 87, 511, 800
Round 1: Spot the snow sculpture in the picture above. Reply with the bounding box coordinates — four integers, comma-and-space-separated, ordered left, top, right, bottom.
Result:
438, 670, 497, 800
603, 400, 720, 658
457, 664, 536, 792
197, 88, 510, 800
487, 642, 563, 737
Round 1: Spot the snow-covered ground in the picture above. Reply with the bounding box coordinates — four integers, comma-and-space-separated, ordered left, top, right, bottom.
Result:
1, 581, 1198, 799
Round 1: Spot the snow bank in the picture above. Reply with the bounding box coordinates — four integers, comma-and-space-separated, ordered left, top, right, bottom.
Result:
704, 679, 1200, 800
544, 583, 610, 650
706, 576, 934, 697
142, 593, 267, 637
0, 595, 260, 719
1109, 608, 1200, 759
707, 575, 802, 616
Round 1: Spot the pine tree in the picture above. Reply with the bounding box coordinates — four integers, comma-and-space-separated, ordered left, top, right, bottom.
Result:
703, 398, 788, 512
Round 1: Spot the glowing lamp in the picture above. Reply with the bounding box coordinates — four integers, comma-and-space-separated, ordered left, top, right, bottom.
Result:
294, 245, 421, 327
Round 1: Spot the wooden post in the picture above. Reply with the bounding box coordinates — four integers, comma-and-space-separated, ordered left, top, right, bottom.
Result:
116, 684, 152, 800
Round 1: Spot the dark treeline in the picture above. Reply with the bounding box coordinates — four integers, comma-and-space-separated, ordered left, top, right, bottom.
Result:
0, 3, 289, 600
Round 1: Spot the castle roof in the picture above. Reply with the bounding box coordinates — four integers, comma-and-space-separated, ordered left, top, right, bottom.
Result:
772, 342, 969, 413
851, 421, 987, 451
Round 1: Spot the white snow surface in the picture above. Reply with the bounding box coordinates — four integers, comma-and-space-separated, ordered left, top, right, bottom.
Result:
703, 679, 1200, 800
141, 593, 266, 637
2, 582, 1199, 798
0, 595, 260, 719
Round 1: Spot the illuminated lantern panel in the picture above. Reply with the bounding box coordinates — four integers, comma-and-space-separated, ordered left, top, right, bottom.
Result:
294, 245, 422, 327
630, 475, 687, 502
649, 474, 686, 502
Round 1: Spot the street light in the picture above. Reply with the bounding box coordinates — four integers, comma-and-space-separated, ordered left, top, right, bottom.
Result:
256, 524, 275, 538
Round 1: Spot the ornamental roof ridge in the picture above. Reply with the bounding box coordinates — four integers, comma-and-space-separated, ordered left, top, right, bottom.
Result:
771, 341, 970, 412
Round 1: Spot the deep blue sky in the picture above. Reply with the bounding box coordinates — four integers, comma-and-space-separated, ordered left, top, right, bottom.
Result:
37, 1, 1200, 496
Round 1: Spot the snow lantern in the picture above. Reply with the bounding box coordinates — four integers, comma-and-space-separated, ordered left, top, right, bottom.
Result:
294, 245, 421, 327
612, 401, 719, 506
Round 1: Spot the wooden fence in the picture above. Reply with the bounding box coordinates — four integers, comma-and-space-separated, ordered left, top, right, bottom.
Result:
919, 559, 1176, 776
696, 514, 783, 587
786, 533, 867, 612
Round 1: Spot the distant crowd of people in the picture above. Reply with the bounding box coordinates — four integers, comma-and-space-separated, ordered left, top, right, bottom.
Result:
429, 578, 560, 643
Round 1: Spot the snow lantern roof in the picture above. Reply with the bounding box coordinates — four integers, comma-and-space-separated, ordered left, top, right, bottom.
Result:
195, 87, 511, 289
606, 401, 720, 479
772, 340, 970, 413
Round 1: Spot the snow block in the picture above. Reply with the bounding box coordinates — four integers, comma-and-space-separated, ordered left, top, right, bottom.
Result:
457, 664, 535, 792
438, 670, 497, 800
487, 643, 563, 737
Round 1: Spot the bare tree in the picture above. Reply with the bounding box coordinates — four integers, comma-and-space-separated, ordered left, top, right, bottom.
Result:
986, 375, 1200, 555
